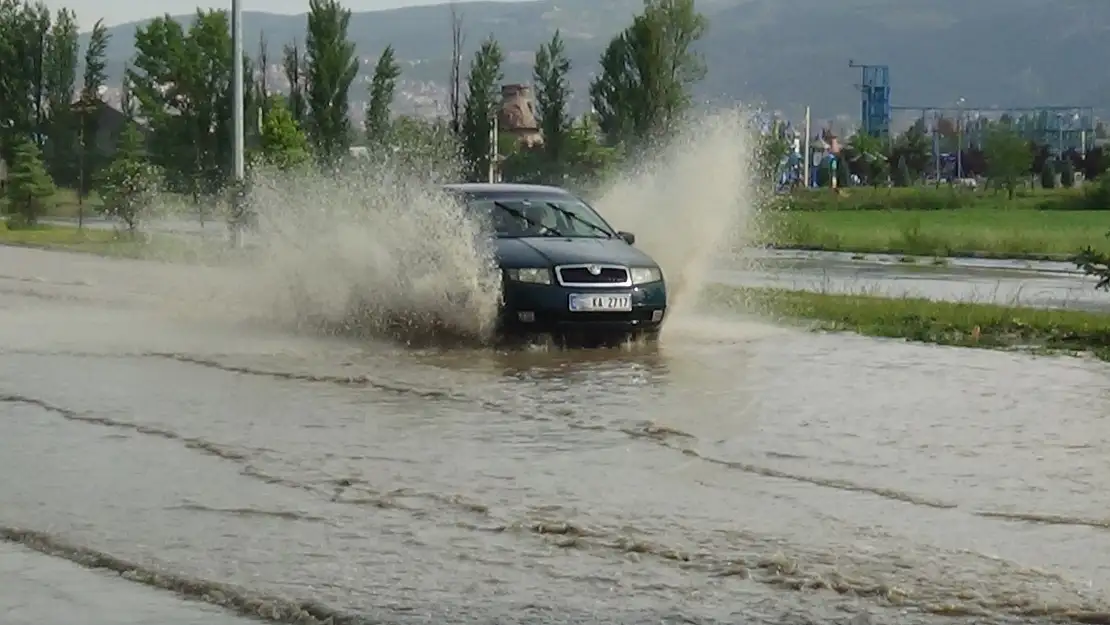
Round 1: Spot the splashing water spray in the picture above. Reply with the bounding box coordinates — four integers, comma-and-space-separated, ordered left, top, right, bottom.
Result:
202, 107, 761, 346
217, 148, 502, 345
594, 108, 761, 336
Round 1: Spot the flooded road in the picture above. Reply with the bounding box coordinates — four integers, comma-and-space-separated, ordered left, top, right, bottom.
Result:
726, 250, 1106, 312
3, 244, 1110, 624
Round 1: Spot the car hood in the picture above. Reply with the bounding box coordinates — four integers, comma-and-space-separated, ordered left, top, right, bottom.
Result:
494, 236, 657, 267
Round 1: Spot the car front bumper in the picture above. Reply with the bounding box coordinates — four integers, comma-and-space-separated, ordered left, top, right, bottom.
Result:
498, 279, 667, 337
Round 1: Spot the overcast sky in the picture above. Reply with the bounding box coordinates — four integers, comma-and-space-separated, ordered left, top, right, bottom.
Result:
43, 0, 520, 29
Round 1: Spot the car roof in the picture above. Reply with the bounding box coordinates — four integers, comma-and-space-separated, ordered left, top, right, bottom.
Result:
441, 182, 575, 197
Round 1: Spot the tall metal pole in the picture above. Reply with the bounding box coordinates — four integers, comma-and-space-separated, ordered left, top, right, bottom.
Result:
802, 106, 811, 188
488, 112, 499, 183
232, 0, 244, 181
230, 0, 245, 246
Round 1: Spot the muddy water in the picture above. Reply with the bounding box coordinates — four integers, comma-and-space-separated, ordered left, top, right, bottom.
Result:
2, 245, 1110, 624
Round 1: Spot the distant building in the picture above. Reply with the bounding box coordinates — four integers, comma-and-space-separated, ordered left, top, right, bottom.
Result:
498, 84, 543, 149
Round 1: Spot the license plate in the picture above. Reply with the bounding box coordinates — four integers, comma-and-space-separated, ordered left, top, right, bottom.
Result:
569, 293, 632, 312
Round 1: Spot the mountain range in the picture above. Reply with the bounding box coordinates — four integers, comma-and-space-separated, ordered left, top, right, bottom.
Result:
82, 0, 1110, 126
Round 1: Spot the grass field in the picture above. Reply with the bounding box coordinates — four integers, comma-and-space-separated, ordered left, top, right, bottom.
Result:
705, 285, 1110, 358
779, 184, 1104, 212
0, 222, 224, 263
756, 208, 1110, 259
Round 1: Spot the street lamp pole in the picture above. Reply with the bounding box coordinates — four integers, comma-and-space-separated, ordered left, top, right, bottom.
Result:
232, 0, 244, 182
230, 0, 245, 246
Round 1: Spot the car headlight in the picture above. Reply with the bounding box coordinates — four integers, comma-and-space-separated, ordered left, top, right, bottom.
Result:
505, 268, 552, 284
630, 267, 663, 285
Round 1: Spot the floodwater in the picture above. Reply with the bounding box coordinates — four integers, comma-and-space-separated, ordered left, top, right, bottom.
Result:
726, 249, 1106, 312
3, 244, 1110, 625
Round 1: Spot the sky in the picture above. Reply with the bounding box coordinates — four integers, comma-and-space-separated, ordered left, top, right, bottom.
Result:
44, 0, 520, 29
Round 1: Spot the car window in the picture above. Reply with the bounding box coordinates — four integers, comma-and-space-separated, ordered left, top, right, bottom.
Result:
466, 195, 615, 239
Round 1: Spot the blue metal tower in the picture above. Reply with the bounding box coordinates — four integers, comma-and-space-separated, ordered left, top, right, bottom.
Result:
849, 60, 891, 138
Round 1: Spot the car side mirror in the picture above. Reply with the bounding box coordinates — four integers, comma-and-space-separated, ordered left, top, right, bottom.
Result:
618, 231, 635, 245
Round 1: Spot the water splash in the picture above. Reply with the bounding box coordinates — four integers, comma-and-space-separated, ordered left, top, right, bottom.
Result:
195, 108, 761, 345
234, 158, 503, 344
592, 109, 760, 328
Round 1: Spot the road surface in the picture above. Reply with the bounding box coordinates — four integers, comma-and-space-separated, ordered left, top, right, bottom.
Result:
2, 243, 1110, 624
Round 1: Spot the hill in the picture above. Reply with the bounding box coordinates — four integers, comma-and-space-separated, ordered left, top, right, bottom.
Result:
83, 0, 1110, 124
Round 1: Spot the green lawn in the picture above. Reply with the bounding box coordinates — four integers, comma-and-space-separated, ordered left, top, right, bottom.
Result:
756, 208, 1110, 259
0, 222, 225, 263
705, 285, 1110, 358
778, 185, 1100, 212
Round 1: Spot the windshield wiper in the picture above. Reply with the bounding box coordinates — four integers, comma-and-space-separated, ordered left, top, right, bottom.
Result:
492, 201, 562, 236
545, 202, 612, 238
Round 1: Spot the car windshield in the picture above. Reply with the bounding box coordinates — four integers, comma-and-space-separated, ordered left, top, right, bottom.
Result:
466, 194, 615, 239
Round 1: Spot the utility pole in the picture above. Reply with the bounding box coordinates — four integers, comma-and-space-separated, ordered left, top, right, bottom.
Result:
230, 0, 246, 246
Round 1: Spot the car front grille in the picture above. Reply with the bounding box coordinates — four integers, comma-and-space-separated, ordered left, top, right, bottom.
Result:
555, 265, 630, 286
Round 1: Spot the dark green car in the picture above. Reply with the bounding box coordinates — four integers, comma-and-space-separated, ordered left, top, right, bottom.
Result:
444, 183, 667, 344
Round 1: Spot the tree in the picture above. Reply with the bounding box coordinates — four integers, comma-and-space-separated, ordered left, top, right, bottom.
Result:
96, 122, 160, 233
982, 126, 1031, 199
891, 156, 911, 187
461, 37, 504, 181
756, 129, 790, 187
282, 39, 307, 123
304, 0, 359, 165
26, 2, 50, 147
43, 7, 78, 185
847, 130, 887, 185
1040, 160, 1056, 189
128, 11, 234, 200
890, 122, 930, 179
447, 1, 464, 138
119, 64, 136, 120
1082, 147, 1105, 182
258, 97, 310, 170
563, 114, 620, 187
250, 32, 271, 147
365, 45, 401, 147
389, 115, 461, 181
5, 138, 55, 225
76, 18, 108, 207
589, 0, 707, 148
1060, 158, 1075, 188
0, 0, 34, 166
532, 31, 572, 170
835, 154, 851, 188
